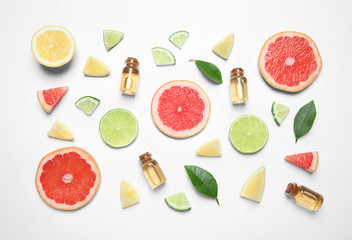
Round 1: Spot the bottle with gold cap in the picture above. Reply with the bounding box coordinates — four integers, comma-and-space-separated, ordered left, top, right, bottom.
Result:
139, 152, 166, 189
285, 182, 323, 211
120, 57, 139, 95
230, 67, 248, 104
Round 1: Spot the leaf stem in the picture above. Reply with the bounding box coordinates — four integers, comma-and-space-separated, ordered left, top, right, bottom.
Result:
189, 59, 195, 62
216, 198, 220, 206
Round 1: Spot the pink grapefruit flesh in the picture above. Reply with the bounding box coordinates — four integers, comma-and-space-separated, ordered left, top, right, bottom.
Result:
35, 146, 101, 210
37, 86, 69, 113
151, 80, 211, 138
259, 31, 322, 92
285, 151, 319, 173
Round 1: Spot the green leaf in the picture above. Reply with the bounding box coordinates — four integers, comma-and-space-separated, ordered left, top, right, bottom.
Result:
189, 59, 222, 83
184, 165, 219, 205
294, 100, 317, 143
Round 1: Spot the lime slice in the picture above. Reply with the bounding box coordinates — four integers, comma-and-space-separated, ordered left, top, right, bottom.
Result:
165, 192, 191, 211
272, 101, 290, 125
229, 114, 268, 154
99, 108, 138, 148
120, 179, 140, 209
212, 33, 234, 60
196, 137, 222, 157
152, 47, 176, 66
103, 30, 124, 51
240, 167, 266, 203
75, 96, 100, 115
169, 30, 189, 49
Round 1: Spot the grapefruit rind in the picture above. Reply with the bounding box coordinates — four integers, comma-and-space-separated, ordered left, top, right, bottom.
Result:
151, 80, 211, 138
285, 151, 319, 173
35, 146, 101, 210
259, 31, 322, 92
37, 86, 69, 113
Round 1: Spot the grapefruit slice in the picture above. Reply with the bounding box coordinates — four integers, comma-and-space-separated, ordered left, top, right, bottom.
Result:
285, 151, 319, 173
37, 86, 69, 113
35, 147, 100, 210
259, 31, 322, 92
151, 80, 210, 138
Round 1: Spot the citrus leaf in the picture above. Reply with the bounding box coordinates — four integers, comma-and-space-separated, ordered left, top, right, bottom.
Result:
184, 165, 219, 205
189, 59, 222, 83
294, 100, 316, 143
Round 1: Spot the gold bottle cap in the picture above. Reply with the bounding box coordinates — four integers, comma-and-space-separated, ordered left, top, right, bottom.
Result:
231, 67, 244, 78
126, 57, 139, 68
285, 182, 298, 197
139, 152, 152, 164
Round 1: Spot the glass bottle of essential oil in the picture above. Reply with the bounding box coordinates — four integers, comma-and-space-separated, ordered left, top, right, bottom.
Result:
230, 67, 248, 104
139, 152, 166, 189
120, 57, 139, 95
285, 182, 323, 211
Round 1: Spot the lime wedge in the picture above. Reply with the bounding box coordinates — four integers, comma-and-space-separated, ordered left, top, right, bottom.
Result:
212, 33, 234, 60
229, 114, 268, 154
240, 167, 266, 203
169, 30, 189, 49
120, 179, 140, 209
103, 30, 124, 51
272, 101, 290, 125
75, 96, 100, 115
152, 47, 176, 66
99, 108, 138, 148
165, 192, 191, 211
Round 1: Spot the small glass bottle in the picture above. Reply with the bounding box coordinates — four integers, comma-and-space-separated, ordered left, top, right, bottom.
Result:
285, 182, 323, 211
139, 152, 166, 189
120, 57, 139, 95
230, 68, 248, 104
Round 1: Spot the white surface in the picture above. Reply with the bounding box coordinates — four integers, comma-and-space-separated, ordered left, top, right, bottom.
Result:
1, 0, 352, 239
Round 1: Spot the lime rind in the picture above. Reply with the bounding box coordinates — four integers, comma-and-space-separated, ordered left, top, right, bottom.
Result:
99, 108, 138, 148
75, 96, 100, 115
152, 47, 176, 66
169, 30, 189, 49
103, 30, 124, 51
229, 114, 269, 154
165, 192, 191, 211
272, 102, 290, 125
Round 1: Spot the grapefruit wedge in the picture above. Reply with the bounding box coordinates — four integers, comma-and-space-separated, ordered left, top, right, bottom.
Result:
151, 80, 210, 138
35, 147, 100, 210
285, 151, 319, 173
259, 31, 322, 92
37, 86, 69, 113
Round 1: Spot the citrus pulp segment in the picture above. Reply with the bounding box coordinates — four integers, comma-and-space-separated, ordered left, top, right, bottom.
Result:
31, 25, 75, 68
212, 33, 234, 60
151, 80, 211, 138
169, 30, 190, 49
229, 114, 268, 154
151, 47, 176, 65
83, 55, 110, 77
99, 109, 138, 148
196, 137, 222, 157
103, 30, 124, 51
47, 120, 74, 140
75, 96, 100, 115
165, 192, 191, 211
272, 102, 290, 125
259, 31, 322, 92
240, 167, 266, 203
285, 151, 319, 173
37, 86, 69, 113
120, 179, 140, 209
35, 147, 100, 210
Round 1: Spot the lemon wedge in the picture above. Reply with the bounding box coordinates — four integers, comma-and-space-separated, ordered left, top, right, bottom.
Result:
83, 55, 110, 77
47, 120, 74, 140
212, 33, 234, 60
196, 137, 222, 157
120, 179, 140, 209
240, 167, 266, 203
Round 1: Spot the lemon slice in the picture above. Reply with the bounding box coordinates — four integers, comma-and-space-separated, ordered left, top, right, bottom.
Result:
31, 25, 75, 68
240, 167, 266, 203
47, 120, 74, 140
196, 137, 222, 157
120, 179, 140, 208
103, 30, 124, 51
212, 33, 234, 60
83, 55, 110, 77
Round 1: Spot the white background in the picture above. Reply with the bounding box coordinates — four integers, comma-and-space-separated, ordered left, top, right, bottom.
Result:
1, 0, 351, 239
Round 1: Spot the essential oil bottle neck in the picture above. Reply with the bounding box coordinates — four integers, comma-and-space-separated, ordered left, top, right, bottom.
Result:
126, 57, 139, 69
285, 182, 299, 198
139, 152, 152, 164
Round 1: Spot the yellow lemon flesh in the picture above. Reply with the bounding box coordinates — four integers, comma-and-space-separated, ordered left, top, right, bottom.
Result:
83, 55, 111, 77
31, 26, 75, 68
47, 120, 74, 141
196, 137, 222, 157
212, 33, 234, 60
120, 179, 140, 208
240, 167, 266, 203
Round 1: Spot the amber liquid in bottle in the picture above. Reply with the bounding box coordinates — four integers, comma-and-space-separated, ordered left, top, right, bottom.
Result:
286, 182, 323, 211
230, 68, 248, 104
139, 152, 166, 189
120, 57, 139, 95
